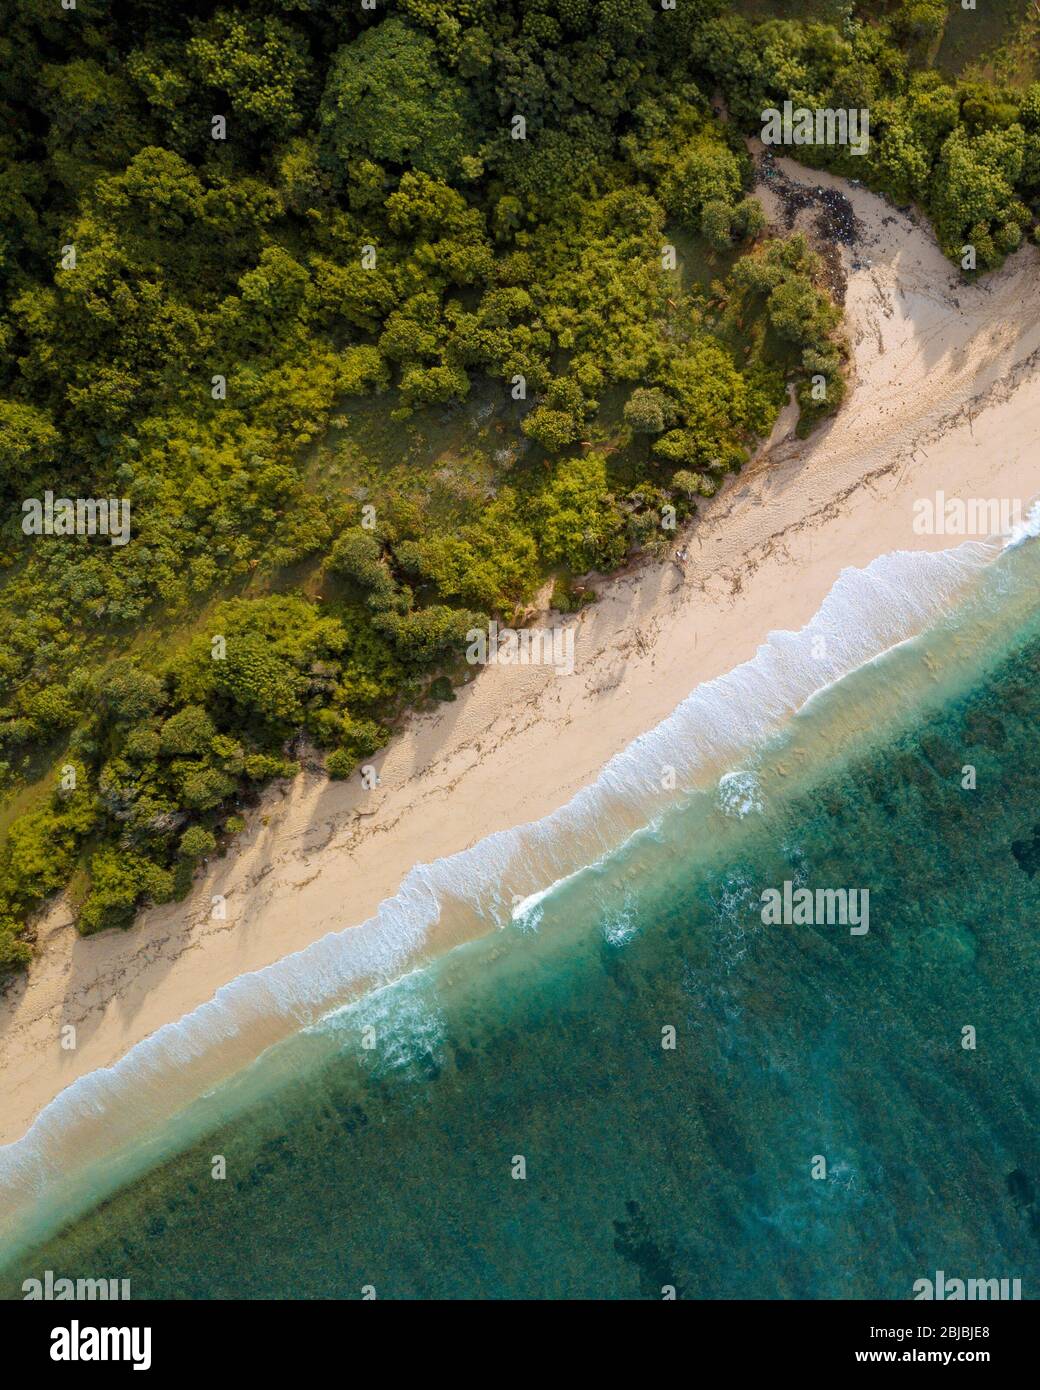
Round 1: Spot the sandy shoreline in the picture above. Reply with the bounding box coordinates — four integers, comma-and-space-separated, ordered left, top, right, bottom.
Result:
3, 161, 1040, 1151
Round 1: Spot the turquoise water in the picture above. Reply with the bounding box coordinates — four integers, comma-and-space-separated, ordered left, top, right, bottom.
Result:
2, 541, 1040, 1298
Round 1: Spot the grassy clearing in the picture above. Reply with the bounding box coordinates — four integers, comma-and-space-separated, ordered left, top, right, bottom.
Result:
935, 0, 1040, 85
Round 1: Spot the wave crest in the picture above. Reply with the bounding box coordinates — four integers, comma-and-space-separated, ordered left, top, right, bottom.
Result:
0, 539, 999, 1259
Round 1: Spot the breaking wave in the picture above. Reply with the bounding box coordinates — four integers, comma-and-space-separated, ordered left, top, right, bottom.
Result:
0, 534, 1020, 1259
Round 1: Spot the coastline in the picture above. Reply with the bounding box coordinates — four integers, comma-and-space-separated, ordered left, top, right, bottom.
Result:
3, 161, 1040, 1152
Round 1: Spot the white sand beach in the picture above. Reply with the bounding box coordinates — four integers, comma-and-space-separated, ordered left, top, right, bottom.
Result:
2, 159, 1039, 1149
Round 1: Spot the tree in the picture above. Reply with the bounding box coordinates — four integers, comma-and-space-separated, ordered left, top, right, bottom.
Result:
160, 705, 216, 757
187, 9, 313, 136
0, 399, 58, 495
671, 469, 718, 500
661, 136, 744, 230
701, 199, 734, 251
326, 747, 354, 779
0, 0, 907, 958
534, 453, 627, 573
399, 363, 470, 407
328, 528, 400, 610
179, 824, 217, 858
522, 376, 593, 453
96, 146, 205, 237
407, 492, 538, 610
375, 605, 482, 665
624, 387, 673, 434
732, 195, 767, 241
320, 20, 476, 182
522, 405, 583, 453
891, 0, 948, 52
93, 663, 166, 731
0, 919, 31, 973
767, 273, 837, 348
930, 125, 1028, 268
79, 848, 174, 934
872, 118, 931, 207
228, 245, 312, 336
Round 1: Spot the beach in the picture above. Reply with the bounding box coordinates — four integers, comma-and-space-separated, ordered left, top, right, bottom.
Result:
3, 157, 1040, 1153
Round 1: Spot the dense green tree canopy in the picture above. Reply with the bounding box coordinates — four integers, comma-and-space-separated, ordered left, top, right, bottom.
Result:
320, 19, 477, 182
0, 0, 1032, 969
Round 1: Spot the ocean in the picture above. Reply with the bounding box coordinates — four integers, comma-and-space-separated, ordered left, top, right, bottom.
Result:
2, 525, 1039, 1299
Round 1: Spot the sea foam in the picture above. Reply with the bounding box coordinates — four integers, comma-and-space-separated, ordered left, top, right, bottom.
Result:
0, 536, 1009, 1258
